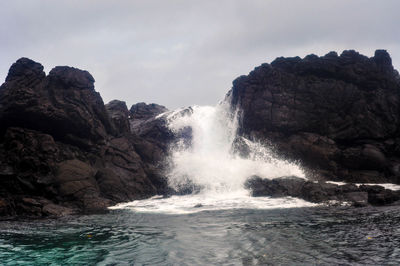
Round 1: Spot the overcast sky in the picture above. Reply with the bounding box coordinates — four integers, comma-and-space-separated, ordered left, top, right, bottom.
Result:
1, 0, 399, 109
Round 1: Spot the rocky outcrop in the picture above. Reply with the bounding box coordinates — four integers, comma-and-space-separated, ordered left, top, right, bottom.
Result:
130, 102, 168, 120
0, 59, 116, 148
245, 176, 400, 207
129, 102, 172, 153
0, 58, 168, 218
230, 50, 400, 184
129, 104, 193, 160
128, 104, 194, 195
106, 100, 131, 134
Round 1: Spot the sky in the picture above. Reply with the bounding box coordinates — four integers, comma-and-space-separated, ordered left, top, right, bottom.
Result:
1, 0, 399, 110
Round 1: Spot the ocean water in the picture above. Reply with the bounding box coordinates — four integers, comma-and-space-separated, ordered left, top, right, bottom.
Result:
1, 102, 400, 265
1, 206, 400, 265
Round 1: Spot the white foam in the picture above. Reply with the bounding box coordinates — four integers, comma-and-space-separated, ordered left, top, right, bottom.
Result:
375, 183, 400, 191
326, 181, 400, 191
109, 191, 317, 214
326, 181, 347, 186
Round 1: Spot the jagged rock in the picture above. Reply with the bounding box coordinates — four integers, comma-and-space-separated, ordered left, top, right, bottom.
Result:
130, 102, 168, 120
129, 105, 193, 159
0, 58, 169, 218
0, 59, 116, 148
230, 49, 400, 183
106, 100, 131, 134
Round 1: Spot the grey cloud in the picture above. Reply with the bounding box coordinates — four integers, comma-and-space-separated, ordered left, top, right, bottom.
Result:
1, 0, 399, 109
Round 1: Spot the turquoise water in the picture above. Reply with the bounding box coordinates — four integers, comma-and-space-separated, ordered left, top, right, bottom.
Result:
1, 205, 400, 265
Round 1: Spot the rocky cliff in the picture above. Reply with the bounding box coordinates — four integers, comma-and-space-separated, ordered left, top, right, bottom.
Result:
0, 58, 170, 218
230, 50, 400, 184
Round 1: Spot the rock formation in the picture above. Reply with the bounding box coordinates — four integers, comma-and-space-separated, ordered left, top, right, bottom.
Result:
0, 58, 170, 218
2, 49, 400, 218
245, 176, 400, 207
230, 50, 400, 184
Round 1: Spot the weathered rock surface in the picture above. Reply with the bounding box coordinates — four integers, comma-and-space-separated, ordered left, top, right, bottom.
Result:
230, 50, 400, 184
129, 104, 193, 160
245, 176, 400, 207
106, 100, 131, 135
0, 58, 168, 218
129, 102, 173, 153
130, 102, 168, 120
128, 104, 194, 195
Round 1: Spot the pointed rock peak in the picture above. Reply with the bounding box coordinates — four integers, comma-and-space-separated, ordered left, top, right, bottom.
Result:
373, 49, 392, 67
5, 57, 45, 82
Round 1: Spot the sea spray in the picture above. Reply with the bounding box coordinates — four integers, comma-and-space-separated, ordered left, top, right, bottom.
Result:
165, 100, 305, 193
111, 101, 316, 214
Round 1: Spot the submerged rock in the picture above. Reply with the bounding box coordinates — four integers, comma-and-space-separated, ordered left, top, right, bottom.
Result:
230, 50, 400, 184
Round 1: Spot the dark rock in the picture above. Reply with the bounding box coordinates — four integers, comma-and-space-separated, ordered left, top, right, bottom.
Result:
0, 61, 116, 147
5, 57, 46, 83
245, 175, 306, 197
231, 49, 400, 184
0, 58, 170, 218
42, 203, 76, 217
299, 181, 338, 203
245, 176, 399, 207
373, 49, 393, 71
130, 114, 173, 152
129, 106, 193, 160
359, 185, 400, 205
130, 102, 168, 120
106, 100, 131, 134
129, 103, 173, 153
343, 192, 369, 207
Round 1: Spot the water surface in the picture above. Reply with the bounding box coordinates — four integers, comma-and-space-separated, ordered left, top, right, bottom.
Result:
1, 205, 400, 265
